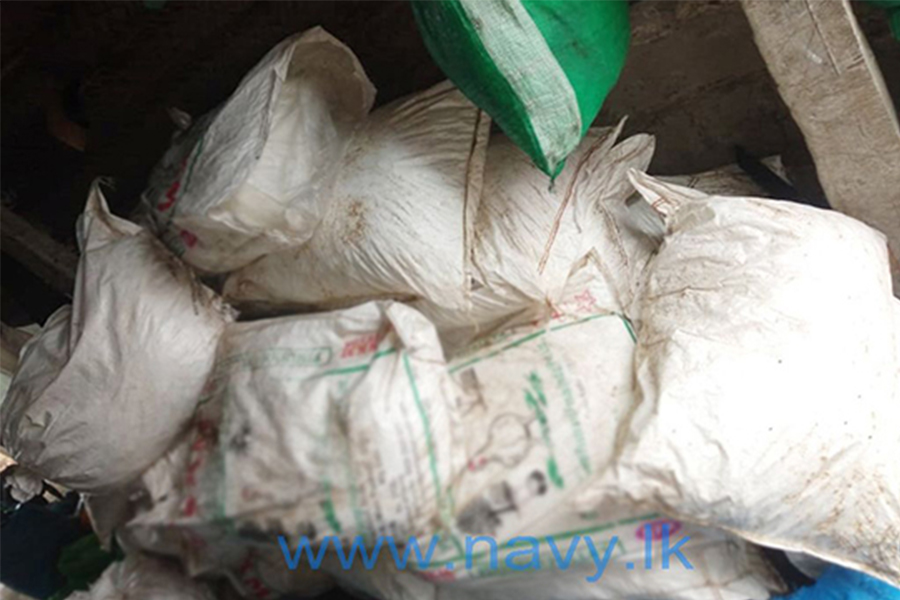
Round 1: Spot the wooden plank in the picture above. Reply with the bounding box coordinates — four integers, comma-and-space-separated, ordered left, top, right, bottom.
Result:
1, 205, 78, 296
743, 0, 900, 290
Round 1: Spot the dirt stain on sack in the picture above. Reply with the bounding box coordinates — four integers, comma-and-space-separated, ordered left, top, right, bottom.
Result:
149, 233, 229, 318
341, 199, 367, 246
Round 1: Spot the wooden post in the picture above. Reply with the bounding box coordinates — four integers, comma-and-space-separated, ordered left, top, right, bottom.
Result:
1, 205, 78, 296
743, 0, 900, 290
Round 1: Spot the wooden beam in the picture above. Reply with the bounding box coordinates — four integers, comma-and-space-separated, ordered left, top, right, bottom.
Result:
1, 205, 78, 296
743, 0, 900, 290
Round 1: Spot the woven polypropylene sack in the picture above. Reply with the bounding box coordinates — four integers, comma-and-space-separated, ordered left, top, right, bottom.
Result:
141, 27, 375, 273
223, 82, 490, 312
413, 124, 656, 353
412, 0, 629, 176
579, 172, 900, 586
125, 302, 462, 565
0, 185, 233, 493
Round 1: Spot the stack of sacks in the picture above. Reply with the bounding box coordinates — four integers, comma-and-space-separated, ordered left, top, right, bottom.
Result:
17, 23, 897, 600
0, 185, 233, 494
79, 28, 796, 598
115, 262, 787, 600
224, 119, 657, 350
387, 263, 786, 600
118, 86, 664, 597
578, 172, 900, 588
141, 27, 376, 273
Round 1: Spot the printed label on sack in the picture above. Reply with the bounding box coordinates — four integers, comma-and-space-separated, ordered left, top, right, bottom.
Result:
420, 308, 636, 581
182, 325, 455, 552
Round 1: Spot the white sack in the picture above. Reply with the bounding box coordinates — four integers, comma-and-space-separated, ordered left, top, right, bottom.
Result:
495, 136, 802, 326
579, 172, 900, 586
473, 123, 654, 312
142, 27, 375, 273
68, 555, 215, 600
614, 157, 788, 281
0, 185, 233, 492
123, 267, 634, 593
125, 301, 462, 567
223, 81, 491, 311
412, 125, 656, 353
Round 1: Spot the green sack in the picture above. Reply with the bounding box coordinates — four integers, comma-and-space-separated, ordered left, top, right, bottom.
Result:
412, 0, 630, 177
48, 533, 120, 600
